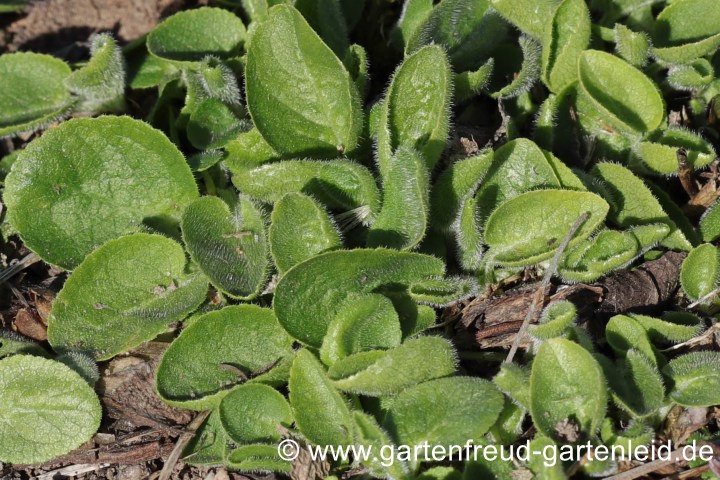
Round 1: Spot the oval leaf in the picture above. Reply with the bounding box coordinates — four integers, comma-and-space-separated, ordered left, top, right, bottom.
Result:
182, 196, 269, 300
148, 7, 246, 63
663, 351, 720, 407
0, 355, 101, 465
245, 4, 362, 157
5, 116, 199, 269
484, 189, 609, 267
219, 383, 293, 444
530, 338, 607, 441
48, 233, 208, 360
156, 305, 293, 410
0, 52, 72, 137
273, 249, 445, 347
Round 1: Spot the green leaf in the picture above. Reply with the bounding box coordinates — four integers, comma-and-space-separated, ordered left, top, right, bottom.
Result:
530, 338, 607, 441
64, 33, 125, 112
48, 233, 207, 360
541, 0, 591, 93
492, 35, 541, 99
490, 0, 560, 39
484, 189, 609, 267
329, 336, 457, 396
431, 149, 494, 234
231, 159, 380, 222
605, 349, 665, 417
528, 437, 566, 479
652, 0, 720, 65
408, 276, 477, 306
630, 128, 716, 175
667, 59, 715, 90
269, 192, 342, 275
529, 300, 577, 341
475, 139, 566, 220
319, 293, 402, 365
294, 0, 349, 57
0, 52, 73, 137
630, 313, 703, 345
183, 409, 233, 465
187, 99, 244, 150
600, 418, 654, 453
680, 243, 719, 302
605, 315, 657, 365
344, 44, 369, 98
273, 249, 445, 347
384, 377, 503, 466
493, 363, 531, 410
391, 0, 433, 52
577, 50, 664, 134
367, 147, 429, 250
126, 44, 180, 89
148, 7, 246, 63
245, 4, 362, 157
224, 128, 280, 170
182, 196, 269, 300
376, 45, 452, 174
156, 305, 293, 410
289, 349, 354, 446
226, 444, 292, 474
405, 0, 500, 71
700, 200, 720, 242
558, 229, 640, 282
614, 24, 650, 67
663, 351, 720, 407
590, 162, 691, 251
5, 116, 199, 269
0, 355, 101, 464
219, 383, 293, 443
353, 411, 411, 480
0, 330, 46, 358
455, 59, 495, 102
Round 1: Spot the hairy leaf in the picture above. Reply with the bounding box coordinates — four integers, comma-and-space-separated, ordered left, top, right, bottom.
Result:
652, 0, 720, 64
663, 351, 720, 407
541, 0, 590, 93
245, 4, 361, 157
269, 192, 342, 275
48, 234, 207, 360
0, 52, 72, 137
484, 189, 609, 267
680, 243, 719, 302
530, 338, 607, 441
273, 249, 445, 346
182, 196, 269, 300
5, 116, 198, 269
219, 383, 293, 443
148, 7, 246, 63
289, 349, 354, 446
156, 305, 293, 409
0, 355, 101, 464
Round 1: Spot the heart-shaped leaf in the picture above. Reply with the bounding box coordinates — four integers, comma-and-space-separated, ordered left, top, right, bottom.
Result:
182, 196, 269, 300
0, 52, 73, 137
289, 349, 354, 447
48, 233, 208, 360
245, 4, 362, 157
273, 249, 445, 346
5, 116, 199, 269
148, 7, 246, 63
156, 305, 293, 409
219, 383, 293, 443
484, 189, 609, 267
530, 338, 607, 442
0, 355, 101, 464
269, 192, 342, 275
